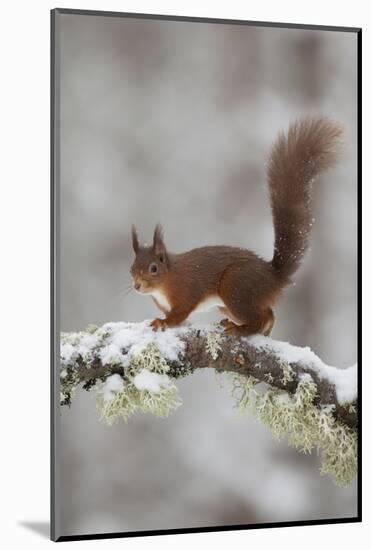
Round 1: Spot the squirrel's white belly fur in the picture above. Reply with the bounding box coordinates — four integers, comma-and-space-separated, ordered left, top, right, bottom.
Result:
150, 289, 171, 311
150, 290, 224, 314
193, 295, 225, 313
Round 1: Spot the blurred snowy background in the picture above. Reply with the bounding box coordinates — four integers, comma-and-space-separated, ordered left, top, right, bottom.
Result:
57, 13, 357, 536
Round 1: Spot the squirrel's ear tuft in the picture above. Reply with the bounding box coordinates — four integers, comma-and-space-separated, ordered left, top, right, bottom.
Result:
153, 223, 166, 256
131, 224, 139, 253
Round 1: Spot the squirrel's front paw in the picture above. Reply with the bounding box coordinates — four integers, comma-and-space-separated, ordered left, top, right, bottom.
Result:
150, 318, 168, 332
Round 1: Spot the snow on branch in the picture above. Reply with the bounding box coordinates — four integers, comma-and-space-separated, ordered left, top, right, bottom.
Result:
60, 321, 358, 487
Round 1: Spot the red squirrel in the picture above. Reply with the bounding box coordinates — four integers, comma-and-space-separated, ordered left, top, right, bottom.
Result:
130, 117, 343, 336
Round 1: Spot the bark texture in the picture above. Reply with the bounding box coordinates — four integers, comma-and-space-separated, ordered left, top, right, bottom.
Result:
60, 326, 357, 429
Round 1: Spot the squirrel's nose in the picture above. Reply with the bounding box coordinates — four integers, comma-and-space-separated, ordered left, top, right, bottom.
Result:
134, 282, 141, 291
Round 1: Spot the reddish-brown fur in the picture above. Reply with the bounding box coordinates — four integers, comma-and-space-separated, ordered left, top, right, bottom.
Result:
130, 117, 343, 337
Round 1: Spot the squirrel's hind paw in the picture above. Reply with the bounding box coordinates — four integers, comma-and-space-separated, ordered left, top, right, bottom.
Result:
222, 320, 241, 336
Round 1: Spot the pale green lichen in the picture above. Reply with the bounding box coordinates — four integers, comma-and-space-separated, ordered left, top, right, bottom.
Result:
348, 402, 357, 414
231, 370, 358, 486
205, 332, 222, 360
96, 382, 181, 425
96, 343, 181, 425
60, 367, 80, 406
230, 373, 259, 413
280, 362, 295, 385
232, 374, 357, 487
61, 323, 357, 486
129, 343, 170, 375
96, 384, 137, 424
320, 422, 357, 487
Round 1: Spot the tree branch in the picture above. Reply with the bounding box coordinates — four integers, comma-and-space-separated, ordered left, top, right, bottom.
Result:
59, 321, 357, 486
60, 322, 357, 429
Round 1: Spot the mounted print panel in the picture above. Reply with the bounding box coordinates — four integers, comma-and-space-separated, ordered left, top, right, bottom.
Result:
51, 8, 361, 542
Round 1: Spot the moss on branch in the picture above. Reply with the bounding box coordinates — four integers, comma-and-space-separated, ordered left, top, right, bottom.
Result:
59, 321, 358, 487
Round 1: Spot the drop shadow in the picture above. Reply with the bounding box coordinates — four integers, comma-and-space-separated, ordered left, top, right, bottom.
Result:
18, 521, 50, 539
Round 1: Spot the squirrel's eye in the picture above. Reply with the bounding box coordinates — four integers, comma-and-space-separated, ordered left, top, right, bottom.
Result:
149, 263, 158, 274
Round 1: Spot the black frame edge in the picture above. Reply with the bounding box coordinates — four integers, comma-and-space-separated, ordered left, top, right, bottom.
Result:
55, 517, 360, 542
356, 27, 362, 522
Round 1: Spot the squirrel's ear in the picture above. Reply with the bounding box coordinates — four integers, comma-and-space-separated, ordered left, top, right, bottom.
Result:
153, 223, 166, 257
131, 224, 140, 254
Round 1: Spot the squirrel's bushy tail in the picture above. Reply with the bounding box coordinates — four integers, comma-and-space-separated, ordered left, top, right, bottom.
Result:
268, 116, 343, 281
